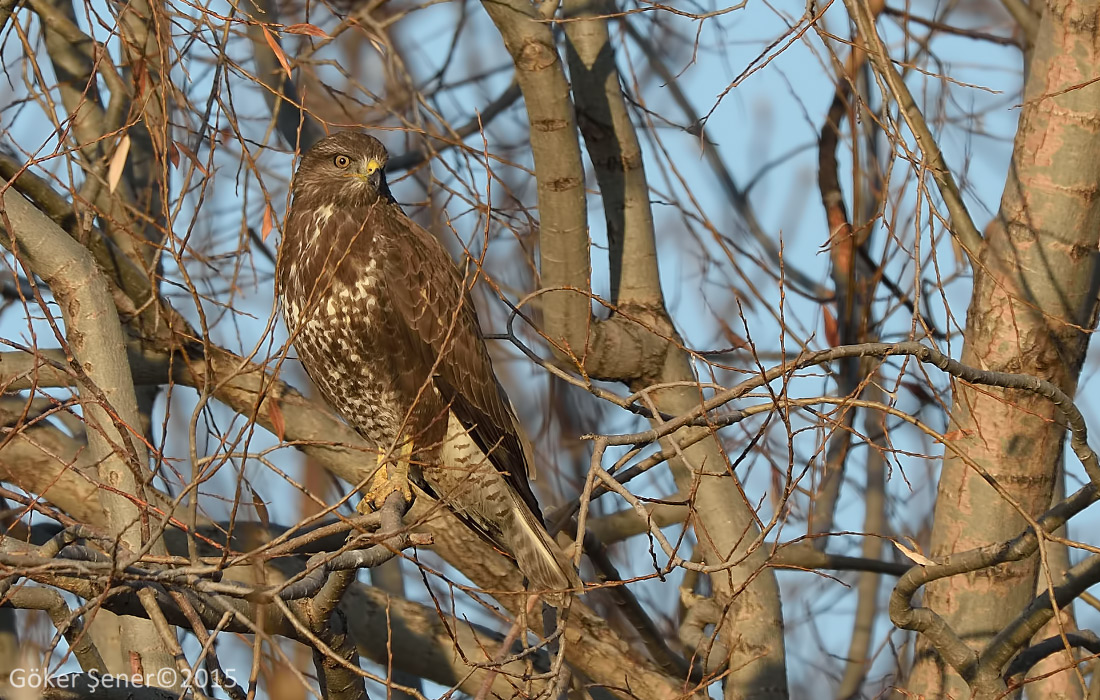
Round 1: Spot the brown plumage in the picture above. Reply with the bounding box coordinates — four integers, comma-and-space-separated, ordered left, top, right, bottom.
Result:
276, 131, 579, 600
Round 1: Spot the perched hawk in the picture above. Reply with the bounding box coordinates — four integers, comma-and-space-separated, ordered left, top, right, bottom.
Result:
276, 131, 579, 599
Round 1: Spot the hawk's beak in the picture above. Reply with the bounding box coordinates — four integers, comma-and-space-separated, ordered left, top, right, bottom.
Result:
358, 157, 383, 191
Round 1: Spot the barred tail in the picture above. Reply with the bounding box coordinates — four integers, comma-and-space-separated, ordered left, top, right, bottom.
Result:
504, 490, 582, 605
435, 413, 581, 605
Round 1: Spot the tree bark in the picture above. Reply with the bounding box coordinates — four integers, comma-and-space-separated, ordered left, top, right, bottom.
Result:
0, 188, 176, 676
906, 0, 1100, 694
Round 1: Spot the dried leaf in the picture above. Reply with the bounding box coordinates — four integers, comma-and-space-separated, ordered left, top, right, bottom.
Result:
262, 25, 292, 76
822, 305, 839, 347
107, 134, 130, 193
268, 396, 285, 441
942, 429, 974, 442
133, 62, 148, 100
174, 142, 208, 177
167, 141, 180, 169
251, 488, 270, 530
129, 650, 144, 677
951, 235, 965, 268
714, 315, 749, 351
285, 23, 328, 38
261, 205, 274, 241
892, 538, 935, 566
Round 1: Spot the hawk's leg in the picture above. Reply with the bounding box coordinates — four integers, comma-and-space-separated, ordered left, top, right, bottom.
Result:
360, 441, 414, 512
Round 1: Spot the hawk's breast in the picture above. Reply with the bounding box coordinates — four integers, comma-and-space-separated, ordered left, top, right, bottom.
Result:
280, 207, 410, 447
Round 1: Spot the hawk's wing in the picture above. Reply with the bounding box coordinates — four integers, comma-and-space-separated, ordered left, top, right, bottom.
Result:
376, 205, 543, 521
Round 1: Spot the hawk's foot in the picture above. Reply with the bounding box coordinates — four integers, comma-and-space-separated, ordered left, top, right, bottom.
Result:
359, 441, 414, 513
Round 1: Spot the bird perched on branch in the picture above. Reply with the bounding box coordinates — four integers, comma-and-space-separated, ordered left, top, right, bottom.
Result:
275, 131, 579, 600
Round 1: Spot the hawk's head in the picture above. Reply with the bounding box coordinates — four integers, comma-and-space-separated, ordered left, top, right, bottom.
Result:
291, 132, 393, 207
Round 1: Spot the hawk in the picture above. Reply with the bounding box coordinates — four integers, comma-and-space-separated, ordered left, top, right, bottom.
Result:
276, 131, 579, 599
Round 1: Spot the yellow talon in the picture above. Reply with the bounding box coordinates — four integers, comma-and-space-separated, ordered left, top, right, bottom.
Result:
359, 441, 414, 513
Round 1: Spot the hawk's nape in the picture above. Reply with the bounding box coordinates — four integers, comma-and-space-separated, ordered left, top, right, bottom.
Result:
275, 131, 580, 601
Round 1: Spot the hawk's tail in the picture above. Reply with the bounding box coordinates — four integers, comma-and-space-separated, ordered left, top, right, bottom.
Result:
502, 488, 582, 604
433, 414, 581, 604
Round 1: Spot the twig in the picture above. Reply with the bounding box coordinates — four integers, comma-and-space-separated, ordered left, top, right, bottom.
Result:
840, 0, 983, 261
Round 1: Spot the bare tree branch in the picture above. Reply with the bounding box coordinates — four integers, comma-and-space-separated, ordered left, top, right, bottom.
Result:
839, 0, 983, 260
0, 186, 175, 672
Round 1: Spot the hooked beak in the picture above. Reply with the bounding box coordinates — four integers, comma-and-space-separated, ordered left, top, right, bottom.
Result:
354, 156, 384, 191
366, 168, 382, 190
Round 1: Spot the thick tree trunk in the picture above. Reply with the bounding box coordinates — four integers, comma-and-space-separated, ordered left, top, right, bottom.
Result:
906, 0, 1100, 695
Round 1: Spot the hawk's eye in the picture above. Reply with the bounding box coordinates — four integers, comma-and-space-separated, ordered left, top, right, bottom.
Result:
333, 155, 351, 169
